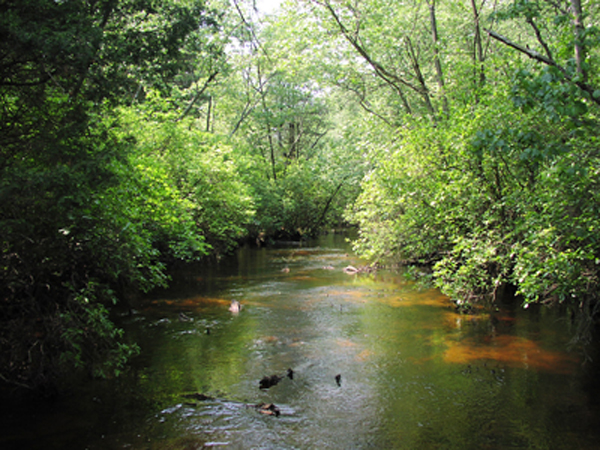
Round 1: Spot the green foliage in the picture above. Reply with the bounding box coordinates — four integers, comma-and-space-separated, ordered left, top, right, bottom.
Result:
58, 283, 140, 379
0, 0, 227, 390
347, 55, 600, 312
0, 115, 145, 389
4, 0, 598, 391
116, 100, 256, 256
351, 81, 599, 312
319, 0, 600, 326
513, 135, 600, 306
216, 6, 368, 240
250, 159, 345, 238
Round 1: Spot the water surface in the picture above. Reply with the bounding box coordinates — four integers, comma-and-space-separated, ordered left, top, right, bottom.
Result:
2, 233, 599, 449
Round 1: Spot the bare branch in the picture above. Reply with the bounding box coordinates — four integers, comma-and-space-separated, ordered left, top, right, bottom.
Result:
315, 0, 426, 114
485, 28, 558, 67
525, 17, 554, 62
176, 71, 219, 122
233, 0, 273, 64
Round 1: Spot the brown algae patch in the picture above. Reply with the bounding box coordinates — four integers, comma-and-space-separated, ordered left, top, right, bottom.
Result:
325, 289, 370, 304
333, 337, 375, 362
289, 275, 318, 282
374, 291, 453, 309
443, 335, 578, 373
355, 349, 375, 362
150, 296, 237, 309
442, 311, 492, 330
336, 338, 359, 348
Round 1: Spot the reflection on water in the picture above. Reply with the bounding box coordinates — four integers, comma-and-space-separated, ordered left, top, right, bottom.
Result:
2, 233, 600, 449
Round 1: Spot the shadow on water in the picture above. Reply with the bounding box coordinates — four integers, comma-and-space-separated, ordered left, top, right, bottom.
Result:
2, 232, 600, 449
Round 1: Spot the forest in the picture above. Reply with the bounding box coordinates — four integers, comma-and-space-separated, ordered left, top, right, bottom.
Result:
1, 0, 599, 391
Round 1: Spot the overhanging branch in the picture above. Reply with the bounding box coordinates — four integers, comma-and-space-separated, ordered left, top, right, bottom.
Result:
485, 28, 557, 67
484, 28, 600, 106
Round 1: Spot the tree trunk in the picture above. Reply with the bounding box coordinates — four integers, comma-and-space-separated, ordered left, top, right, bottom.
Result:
405, 37, 435, 116
267, 129, 277, 181
288, 122, 297, 158
470, 0, 485, 89
426, 0, 448, 116
571, 0, 586, 80
206, 95, 212, 132
316, 179, 346, 230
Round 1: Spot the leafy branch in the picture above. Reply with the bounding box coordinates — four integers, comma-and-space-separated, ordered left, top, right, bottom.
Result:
484, 28, 600, 106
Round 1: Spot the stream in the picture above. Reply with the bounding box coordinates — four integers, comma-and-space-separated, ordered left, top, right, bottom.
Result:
2, 233, 600, 449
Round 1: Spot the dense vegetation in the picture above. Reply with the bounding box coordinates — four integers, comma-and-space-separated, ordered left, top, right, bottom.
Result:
1, 0, 599, 390
318, 0, 600, 325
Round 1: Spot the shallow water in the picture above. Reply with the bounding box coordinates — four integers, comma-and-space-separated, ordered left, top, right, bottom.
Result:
2, 233, 600, 449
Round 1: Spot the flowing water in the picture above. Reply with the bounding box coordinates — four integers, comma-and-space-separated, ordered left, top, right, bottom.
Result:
2, 233, 600, 449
